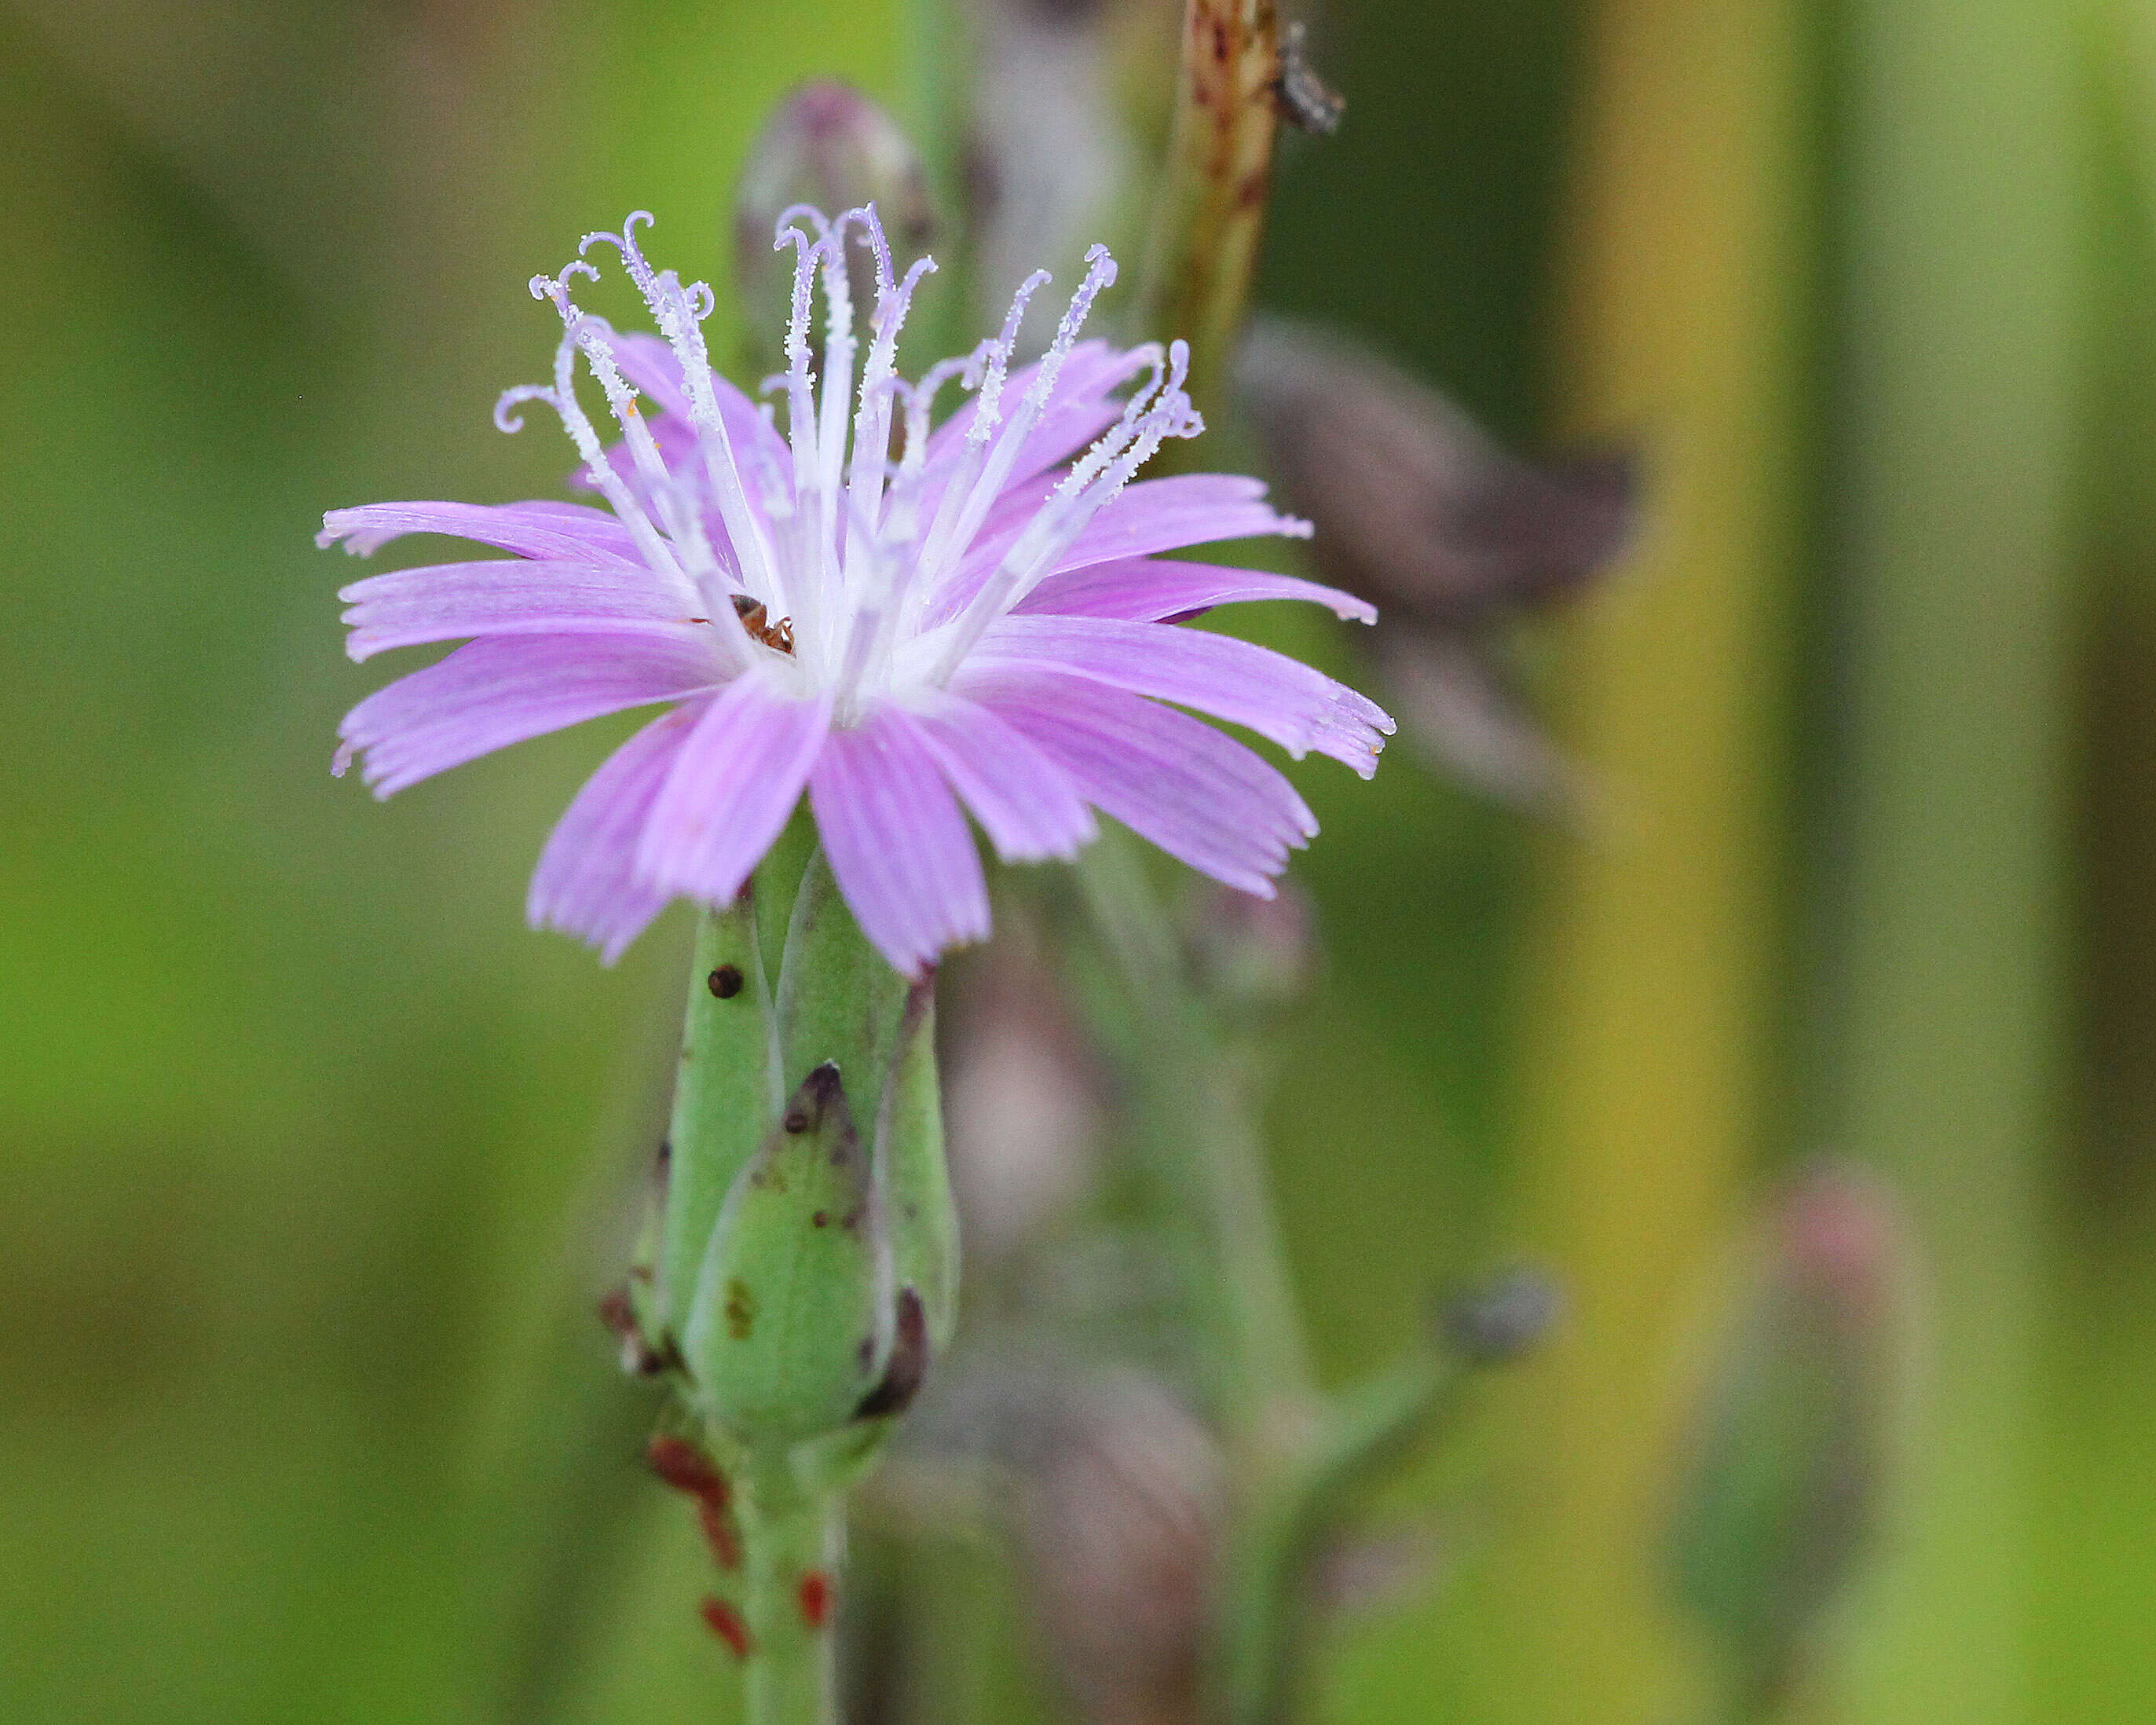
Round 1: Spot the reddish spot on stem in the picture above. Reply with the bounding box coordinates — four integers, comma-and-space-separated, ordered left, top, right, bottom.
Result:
647, 1435, 729, 1506
700, 1597, 754, 1660
699, 1497, 743, 1570
798, 1570, 832, 1631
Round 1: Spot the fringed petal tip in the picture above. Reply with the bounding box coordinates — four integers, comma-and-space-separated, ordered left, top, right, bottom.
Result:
528, 905, 650, 969
318, 513, 379, 555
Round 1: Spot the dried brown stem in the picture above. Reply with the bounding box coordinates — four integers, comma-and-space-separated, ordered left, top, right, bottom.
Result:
1135, 0, 1283, 418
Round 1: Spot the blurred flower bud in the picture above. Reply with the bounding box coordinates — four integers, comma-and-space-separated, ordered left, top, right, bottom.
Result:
940, 938, 1107, 1263
1180, 877, 1319, 1019
734, 82, 935, 367
1232, 317, 1638, 819
1663, 1162, 1916, 1699
1440, 1265, 1563, 1365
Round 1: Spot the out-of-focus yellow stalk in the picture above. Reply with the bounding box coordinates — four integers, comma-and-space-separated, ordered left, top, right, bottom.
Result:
1825, 2, 2074, 1720
1493, 0, 1807, 1716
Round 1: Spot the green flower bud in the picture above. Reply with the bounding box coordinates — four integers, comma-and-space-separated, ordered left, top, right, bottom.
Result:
661, 845, 961, 1463
1664, 1163, 1913, 1701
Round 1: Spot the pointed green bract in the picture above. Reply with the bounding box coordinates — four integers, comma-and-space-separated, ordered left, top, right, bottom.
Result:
661, 897, 778, 1339
877, 995, 959, 1357
775, 849, 913, 1112
685, 1063, 884, 1448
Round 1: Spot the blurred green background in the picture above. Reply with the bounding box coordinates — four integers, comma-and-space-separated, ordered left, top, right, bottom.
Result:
0, 0, 2150, 1720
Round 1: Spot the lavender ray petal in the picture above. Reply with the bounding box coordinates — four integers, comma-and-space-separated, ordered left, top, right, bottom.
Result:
635, 666, 832, 908
1043, 474, 1310, 574
1014, 557, 1378, 624
956, 668, 1316, 892
320, 501, 642, 565
339, 559, 712, 661
808, 709, 991, 976
527, 701, 707, 964
335, 632, 724, 798
971, 614, 1393, 776
895, 691, 1096, 862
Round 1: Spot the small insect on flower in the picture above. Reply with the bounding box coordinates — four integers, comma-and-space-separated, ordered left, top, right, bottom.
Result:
730, 593, 795, 655
325, 207, 1392, 974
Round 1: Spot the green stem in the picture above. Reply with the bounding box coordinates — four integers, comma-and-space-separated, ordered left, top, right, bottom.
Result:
1071, 825, 1314, 1438
738, 1469, 841, 1725
1221, 1353, 1468, 1725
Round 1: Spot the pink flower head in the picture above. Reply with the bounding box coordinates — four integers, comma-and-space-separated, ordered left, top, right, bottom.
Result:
326, 208, 1391, 973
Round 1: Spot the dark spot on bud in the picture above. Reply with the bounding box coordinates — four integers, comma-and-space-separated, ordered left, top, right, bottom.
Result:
701, 1597, 753, 1660
855, 1287, 930, 1420
798, 1570, 832, 1630
902, 1202, 918, 1221
708, 964, 745, 999
782, 1108, 810, 1134
812, 1210, 829, 1228
724, 1276, 759, 1342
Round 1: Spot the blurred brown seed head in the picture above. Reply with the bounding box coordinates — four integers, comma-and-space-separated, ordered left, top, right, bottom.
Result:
1232, 317, 1638, 818
1234, 317, 1636, 624
881, 1358, 1221, 1725
734, 82, 936, 368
